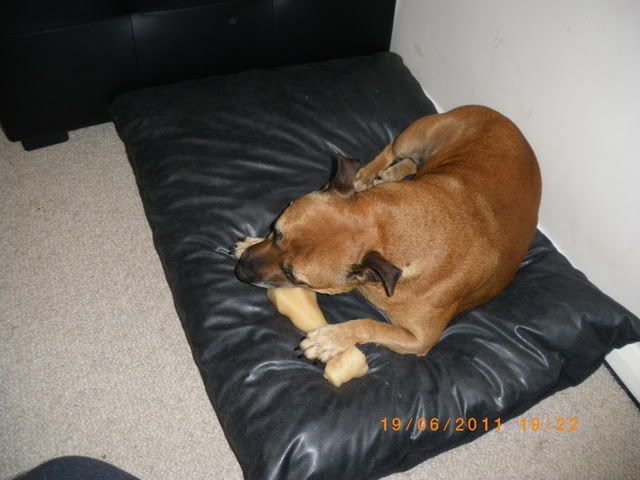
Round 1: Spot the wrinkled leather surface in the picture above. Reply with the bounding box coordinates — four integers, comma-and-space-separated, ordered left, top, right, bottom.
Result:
110, 53, 640, 480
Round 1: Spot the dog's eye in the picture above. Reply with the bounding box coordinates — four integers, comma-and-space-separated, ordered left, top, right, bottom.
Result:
273, 229, 283, 243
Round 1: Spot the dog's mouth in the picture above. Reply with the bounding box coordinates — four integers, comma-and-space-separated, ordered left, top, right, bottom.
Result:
234, 258, 290, 289
235, 262, 350, 295
309, 286, 350, 296
245, 280, 283, 289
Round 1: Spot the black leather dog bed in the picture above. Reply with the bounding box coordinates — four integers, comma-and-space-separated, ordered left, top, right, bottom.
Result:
110, 52, 640, 480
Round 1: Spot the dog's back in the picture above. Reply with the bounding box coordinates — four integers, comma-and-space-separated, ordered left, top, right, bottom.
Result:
358, 106, 541, 313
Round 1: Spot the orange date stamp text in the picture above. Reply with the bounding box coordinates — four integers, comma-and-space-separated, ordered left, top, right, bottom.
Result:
379, 416, 580, 433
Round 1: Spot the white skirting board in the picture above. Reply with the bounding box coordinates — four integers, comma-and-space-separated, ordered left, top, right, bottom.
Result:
421, 87, 444, 113
538, 224, 640, 403
419, 89, 639, 403
606, 344, 640, 404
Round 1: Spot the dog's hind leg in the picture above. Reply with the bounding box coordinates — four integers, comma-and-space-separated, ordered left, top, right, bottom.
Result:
354, 142, 397, 191
355, 112, 466, 192
373, 158, 418, 185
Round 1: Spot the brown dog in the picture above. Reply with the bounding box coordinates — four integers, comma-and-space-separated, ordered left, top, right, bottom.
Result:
235, 105, 541, 363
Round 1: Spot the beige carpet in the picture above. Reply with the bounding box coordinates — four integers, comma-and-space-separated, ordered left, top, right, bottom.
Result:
1, 123, 639, 480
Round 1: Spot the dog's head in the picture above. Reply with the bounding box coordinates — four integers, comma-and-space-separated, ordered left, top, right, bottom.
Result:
235, 155, 402, 296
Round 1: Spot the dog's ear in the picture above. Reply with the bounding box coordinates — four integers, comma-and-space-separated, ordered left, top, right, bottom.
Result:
351, 251, 402, 296
325, 154, 360, 195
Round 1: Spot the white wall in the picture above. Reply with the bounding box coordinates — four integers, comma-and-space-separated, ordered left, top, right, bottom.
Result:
391, 0, 639, 397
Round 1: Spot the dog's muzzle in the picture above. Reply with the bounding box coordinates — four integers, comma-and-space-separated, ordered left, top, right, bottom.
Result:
235, 257, 256, 284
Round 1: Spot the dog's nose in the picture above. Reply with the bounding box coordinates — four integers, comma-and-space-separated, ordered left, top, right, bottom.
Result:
235, 257, 258, 284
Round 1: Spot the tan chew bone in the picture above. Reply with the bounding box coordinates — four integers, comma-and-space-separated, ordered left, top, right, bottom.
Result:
322, 345, 369, 387
266, 288, 326, 332
267, 288, 369, 387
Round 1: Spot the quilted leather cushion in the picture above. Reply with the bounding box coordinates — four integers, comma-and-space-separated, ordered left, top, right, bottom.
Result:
110, 52, 640, 480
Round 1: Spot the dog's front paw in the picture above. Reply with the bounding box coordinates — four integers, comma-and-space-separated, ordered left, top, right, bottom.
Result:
300, 325, 354, 363
233, 236, 264, 259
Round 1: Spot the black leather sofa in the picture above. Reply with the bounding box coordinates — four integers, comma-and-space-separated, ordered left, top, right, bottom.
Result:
1, 1, 395, 150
